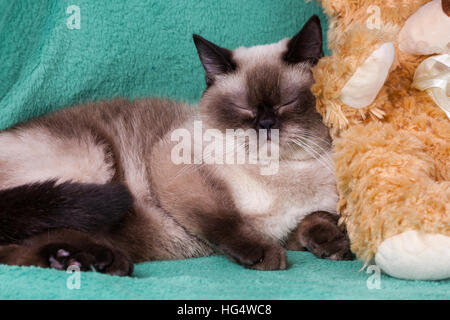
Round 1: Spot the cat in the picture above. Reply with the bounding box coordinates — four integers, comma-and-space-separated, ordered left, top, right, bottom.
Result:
0, 15, 352, 276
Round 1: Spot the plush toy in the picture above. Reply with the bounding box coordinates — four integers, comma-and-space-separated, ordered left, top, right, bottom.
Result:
312, 0, 450, 280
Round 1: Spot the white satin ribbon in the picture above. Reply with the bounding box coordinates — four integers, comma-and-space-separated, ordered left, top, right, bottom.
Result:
412, 54, 450, 119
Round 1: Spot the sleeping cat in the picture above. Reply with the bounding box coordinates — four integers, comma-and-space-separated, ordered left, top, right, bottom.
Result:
0, 16, 352, 276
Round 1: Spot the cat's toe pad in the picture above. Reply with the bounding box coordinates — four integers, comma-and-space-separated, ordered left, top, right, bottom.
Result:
40, 243, 133, 276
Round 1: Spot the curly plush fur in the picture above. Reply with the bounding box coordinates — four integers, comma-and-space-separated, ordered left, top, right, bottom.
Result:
312, 0, 449, 279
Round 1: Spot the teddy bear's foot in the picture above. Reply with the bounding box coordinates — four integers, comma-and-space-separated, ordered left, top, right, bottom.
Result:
375, 230, 450, 280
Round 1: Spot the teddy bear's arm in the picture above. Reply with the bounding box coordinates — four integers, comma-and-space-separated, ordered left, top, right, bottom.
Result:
312, 25, 397, 135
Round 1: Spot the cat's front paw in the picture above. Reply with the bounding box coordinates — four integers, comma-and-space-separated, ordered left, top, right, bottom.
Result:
221, 239, 287, 271
291, 211, 355, 261
247, 244, 287, 271
305, 228, 354, 261
39, 242, 133, 276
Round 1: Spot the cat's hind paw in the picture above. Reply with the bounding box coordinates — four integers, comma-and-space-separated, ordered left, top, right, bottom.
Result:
40, 242, 133, 276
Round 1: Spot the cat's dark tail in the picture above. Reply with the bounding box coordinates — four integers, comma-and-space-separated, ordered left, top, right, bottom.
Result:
0, 180, 133, 245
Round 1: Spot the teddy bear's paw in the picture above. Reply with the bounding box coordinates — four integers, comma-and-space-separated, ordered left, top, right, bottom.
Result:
375, 230, 450, 280
339, 42, 395, 109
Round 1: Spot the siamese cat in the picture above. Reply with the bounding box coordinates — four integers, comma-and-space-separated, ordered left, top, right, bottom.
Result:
0, 16, 352, 276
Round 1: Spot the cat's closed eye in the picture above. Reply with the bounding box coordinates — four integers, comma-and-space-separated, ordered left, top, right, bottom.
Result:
230, 102, 255, 118
275, 97, 301, 114
276, 91, 312, 114
276, 98, 298, 110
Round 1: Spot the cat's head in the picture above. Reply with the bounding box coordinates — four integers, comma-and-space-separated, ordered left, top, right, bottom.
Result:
194, 15, 330, 161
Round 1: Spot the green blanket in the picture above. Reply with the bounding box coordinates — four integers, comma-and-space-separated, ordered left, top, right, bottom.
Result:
0, 0, 448, 300
0, 0, 329, 130
1, 252, 448, 299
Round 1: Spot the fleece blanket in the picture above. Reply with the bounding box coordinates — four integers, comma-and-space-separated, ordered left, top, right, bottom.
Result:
0, 0, 329, 130
1, 252, 449, 300
0, 0, 449, 299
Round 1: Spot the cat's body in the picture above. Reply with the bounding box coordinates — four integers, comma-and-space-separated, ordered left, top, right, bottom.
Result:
0, 98, 211, 261
0, 16, 352, 275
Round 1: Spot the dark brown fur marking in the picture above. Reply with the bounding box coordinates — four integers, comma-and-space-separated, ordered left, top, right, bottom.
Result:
284, 15, 324, 65
286, 211, 354, 260
0, 181, 132, 245
0, 229, 133, 276
443, 0, 450, 17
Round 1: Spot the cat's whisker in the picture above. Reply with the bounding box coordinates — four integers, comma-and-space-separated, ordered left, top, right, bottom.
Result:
290, 138, 334, 174
290, 130, 332, 147
294, 138, 334, 169
288, 132, 333, 161
295, 145, 334, 174
301, 132, 332, 147
297, 137, 333, 163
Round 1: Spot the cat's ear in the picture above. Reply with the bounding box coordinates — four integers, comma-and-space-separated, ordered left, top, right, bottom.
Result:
193, 34, 236, 86
284, 15, 324, 65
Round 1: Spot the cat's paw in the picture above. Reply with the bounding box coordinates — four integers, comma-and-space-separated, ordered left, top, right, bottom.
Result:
293, 211, 355, 261
302, 222, 354, 260
247, 244, 287, 271
305, 228, 354, 261
40, 243, 133, 276
222, 239, 287, 271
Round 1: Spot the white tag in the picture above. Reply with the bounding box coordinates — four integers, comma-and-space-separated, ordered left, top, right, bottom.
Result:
412, 54, 450, 119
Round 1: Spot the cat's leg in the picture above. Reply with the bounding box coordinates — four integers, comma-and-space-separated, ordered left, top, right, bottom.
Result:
150, 149, 287, 270
286, 211, 354, 260
0, 229, 133, 276
151, 192, 287, 270
194, 214, 287, 271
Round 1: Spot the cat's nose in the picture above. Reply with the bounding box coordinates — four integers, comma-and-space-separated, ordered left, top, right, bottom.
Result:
258, 119, 274, 130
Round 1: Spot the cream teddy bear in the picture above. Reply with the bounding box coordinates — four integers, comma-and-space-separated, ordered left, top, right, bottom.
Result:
312, 0, 450, 280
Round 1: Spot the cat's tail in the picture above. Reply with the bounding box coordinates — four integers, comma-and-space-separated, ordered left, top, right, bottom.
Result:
0, 180, 133, 245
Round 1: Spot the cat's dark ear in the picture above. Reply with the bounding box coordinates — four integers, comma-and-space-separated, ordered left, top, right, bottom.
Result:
193, 34, 236, 86
284, 15, 324, 65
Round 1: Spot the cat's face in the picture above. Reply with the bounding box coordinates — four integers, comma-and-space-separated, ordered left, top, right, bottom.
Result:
194, 16, 330, 160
